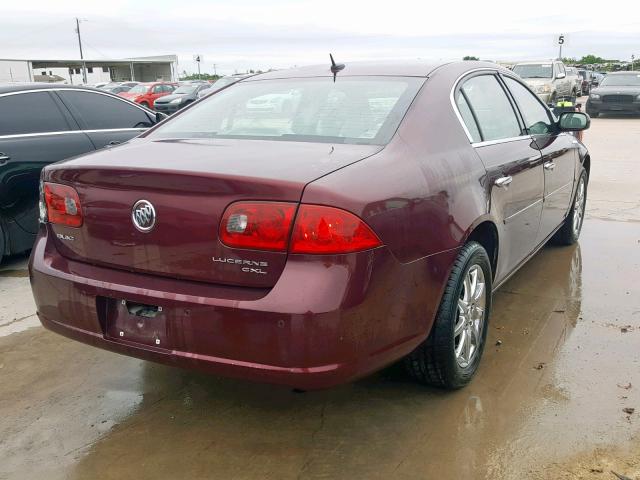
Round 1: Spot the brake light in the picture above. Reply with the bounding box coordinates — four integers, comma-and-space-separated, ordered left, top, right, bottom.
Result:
219, 202, 382, 254
219, 202, 296, 251
290, 205, 381, 254
43, 182, 83, 227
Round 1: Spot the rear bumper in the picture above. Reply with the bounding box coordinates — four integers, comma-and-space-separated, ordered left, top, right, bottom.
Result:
29, 226, 455, 389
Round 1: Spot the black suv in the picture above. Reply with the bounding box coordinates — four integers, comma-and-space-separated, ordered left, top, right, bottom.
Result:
0, 84, 164, 263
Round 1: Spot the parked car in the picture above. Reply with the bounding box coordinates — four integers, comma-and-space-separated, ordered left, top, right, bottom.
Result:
0, 84, 164, 263
196, 75, 253, 99
564, 67, 583, 97
102, 84, 132, 95
30, 61, 590, 390
591, 72, 605, 88
512, 60, 576, 103
577, 70, 595, 95
118, 82, 177, 109
586, 71, 640, 117
154, 83, 212, 114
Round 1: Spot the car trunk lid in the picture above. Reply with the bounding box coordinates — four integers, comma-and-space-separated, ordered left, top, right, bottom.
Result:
45, 138, 382, 287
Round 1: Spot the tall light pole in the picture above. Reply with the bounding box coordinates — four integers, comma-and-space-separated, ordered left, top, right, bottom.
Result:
75, 18, 87, 84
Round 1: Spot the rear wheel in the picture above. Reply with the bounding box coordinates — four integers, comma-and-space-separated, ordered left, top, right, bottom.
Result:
554, 170, 587, 245
404, 242, 492, 389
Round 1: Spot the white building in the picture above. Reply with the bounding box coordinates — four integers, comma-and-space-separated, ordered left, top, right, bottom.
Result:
0, 55, 178, 84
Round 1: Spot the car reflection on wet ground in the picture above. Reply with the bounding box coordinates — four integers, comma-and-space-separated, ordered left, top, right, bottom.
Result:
1, 114, 639, 480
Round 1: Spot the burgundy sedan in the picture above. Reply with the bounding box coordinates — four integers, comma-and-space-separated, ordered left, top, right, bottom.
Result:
30, 61, 591, 390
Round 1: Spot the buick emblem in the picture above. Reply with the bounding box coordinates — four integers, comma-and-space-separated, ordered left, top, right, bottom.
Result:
131, 200, 156, 232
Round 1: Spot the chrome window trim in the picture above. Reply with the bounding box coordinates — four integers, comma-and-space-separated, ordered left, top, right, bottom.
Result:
450, 68, 527, 145
472, 135, 533, 148
450, 68, 497, 143
0, 128, 146, 141
451, 67, 553, 147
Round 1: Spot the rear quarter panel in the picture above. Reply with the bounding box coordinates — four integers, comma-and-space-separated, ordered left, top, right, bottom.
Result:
301, 64, 490, 264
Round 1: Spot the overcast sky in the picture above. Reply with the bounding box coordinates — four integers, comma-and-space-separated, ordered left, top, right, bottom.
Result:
3, 0, 639, 75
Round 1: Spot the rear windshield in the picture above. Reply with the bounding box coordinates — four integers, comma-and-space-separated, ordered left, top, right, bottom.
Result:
513, 64, 553, 79
149, 76, 424, 145
600, 74, 640, 87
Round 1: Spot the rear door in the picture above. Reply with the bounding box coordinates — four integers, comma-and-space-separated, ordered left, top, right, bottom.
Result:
0, 90, 95, 234
457, 73, 544, 280
56, 89, 155, 149
502, 76, 577, 244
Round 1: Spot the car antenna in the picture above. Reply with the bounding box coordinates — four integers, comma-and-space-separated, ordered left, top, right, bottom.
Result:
329, 53, 345, 82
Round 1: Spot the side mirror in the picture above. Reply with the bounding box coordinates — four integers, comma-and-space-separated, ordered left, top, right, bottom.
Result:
556, 72, 566, 79
155, 112, 168, 124
559, 112, 590, 132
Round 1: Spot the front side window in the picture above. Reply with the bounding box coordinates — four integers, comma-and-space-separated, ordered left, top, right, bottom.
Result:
0, 92, 70, 136
149, 76, 424, 145
58, 91, 154, 130
460, 75, 521, 141
503, 77, 554, 135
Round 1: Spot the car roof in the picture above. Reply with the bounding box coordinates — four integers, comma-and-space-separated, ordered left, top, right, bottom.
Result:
607, 71, 640, 75
247, 60, 453, 80
0, 83, 105, 94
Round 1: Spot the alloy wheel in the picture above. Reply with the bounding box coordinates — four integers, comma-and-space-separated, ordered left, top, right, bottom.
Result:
454, 264, 486, 368
573, 176, 586, 236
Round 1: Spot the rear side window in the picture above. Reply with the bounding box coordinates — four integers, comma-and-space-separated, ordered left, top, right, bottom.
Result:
460, 75, 521, 141
58, 91, 154, 130
455, 93, 482, 142
503, 77, 554, 135
0, 92, 70, 136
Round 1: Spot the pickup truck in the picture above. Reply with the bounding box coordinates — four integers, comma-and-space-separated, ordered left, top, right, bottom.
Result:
512, 60, 577, 104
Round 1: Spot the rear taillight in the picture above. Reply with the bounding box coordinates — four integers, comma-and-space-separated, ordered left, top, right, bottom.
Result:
220, 202, 297, 251
219, 202, 382, 254
43, 182, 83, 228
290, 204, 381, 254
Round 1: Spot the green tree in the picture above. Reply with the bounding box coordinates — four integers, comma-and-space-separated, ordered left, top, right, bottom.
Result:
179, 73, 221, 81
463, 56, 479, 61
578, 54, 607, 64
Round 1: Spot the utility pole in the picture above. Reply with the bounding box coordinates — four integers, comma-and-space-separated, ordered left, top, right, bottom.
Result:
75, 18, 87, 84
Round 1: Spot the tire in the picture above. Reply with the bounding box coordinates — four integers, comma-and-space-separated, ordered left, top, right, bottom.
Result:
588, 110, 599, 118
554, 169, 587, 245
549, 92, 557, 105
404, 242, 492, 389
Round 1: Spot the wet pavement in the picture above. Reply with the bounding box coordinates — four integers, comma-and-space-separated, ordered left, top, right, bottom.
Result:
1, 111, 639, 479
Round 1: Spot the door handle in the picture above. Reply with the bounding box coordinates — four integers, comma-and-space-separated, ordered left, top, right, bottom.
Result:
544, 161, 556, 171
494, 176, 513, 188
107, 140, 121, 147
0, 153, 10, 166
